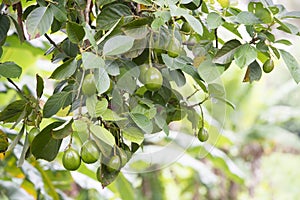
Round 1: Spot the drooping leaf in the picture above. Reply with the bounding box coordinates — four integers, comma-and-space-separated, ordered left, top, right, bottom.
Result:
26, 7, 53, 39
243, 60, 262, 83
183, 14, 203, 35
101, 109, 127, 121
234, 43, 257, 68
95, 98, 108, 116
49, 58, 77, 80
66, 21, 85, 43
31, 121, 64, 161
207, 12, 224, 29
43, 91, 72, 118
0, 100, 27, 123
212, 39, 242, 64
0, 62, 22, 78
82, 52, 105, 69
103, 35, 135, 56
122, 127, 144, 145
36, 74, 44, 98
280, 49, 300, 83
0, 15, 10, 43
129, 113, 153, 134
96, 3, 132, 30
52, 119, 73, 139
94, 67, 110, 94
90, 124, 115, 147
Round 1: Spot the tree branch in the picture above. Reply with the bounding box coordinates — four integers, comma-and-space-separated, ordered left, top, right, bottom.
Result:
13, 2, 26, 41
44, 33, 63, 53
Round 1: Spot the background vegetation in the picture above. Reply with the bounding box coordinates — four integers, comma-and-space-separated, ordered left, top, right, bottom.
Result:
1, 0, 300, 199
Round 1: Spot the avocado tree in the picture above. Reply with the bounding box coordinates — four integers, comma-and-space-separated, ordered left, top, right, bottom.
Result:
1, 0, 300, 199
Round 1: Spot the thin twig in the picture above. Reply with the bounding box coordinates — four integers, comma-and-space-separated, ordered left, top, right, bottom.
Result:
44, 33, 63, 52
7, 78, 29, 101
85, 0, 92, 23
214, 29, 218, 48
14, 2, 26, 41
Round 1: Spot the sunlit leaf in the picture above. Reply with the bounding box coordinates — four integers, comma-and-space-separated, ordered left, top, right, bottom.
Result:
26, 7, 53, 39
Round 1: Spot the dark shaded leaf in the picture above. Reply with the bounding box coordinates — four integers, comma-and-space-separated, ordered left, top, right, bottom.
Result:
96, 3, 132, 30
31, 121, 64, 161
0, 15, 10, 43
52, 119, 73, 139
50, 58, 77, 80
0, 62, 22, 78
243, 60, 262, 83
66, 21, 85, 43
43, 91, 72, 118
0, 100, 27, 123
36, 74, 44, 98
212, 39, 242, 64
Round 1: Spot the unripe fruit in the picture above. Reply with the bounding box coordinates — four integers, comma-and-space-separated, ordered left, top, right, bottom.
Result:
28, 127, 40, 144
81, 140, 100, 164
144, 67, 163, 91
62, 148, 81, 171
107, 155, 121, 172
181, 22, 192, 34
263, 59, 274, 73
138, 65, 148, 84
167, 37, 181, 58
82, 74, 97, 96
197, 128, 209, 142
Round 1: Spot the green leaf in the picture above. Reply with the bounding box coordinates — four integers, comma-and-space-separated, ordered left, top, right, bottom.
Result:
49, 4, 67, 22
236, 11, 261, 25
94, 67, 110, 94
86, 95, 97, 117
129, 113, 153, 134
36, 74, 44, 98
208, 83, 225, 98
154, 115, 169, 135
52, 119, 73, 139
183, 14, 203, 35
162, 54, 191, 70
207, 12, 224, 29
0, 100, 27, 123
26, 7, 53, 39
66, 21, 85, 43
122, 127, 144, 144
82, 52, 105, 69
169, 5, 189, 16
43, 91, 72, 118
279, 49, 300, 83
0, 15, 10, 43
243, 60, 262, 83
275, 39, 292, 46
90, 124, 115, 147
31, 121, 64, 161
169, 69, 186, 87
95, 98, 108, 116
96, 3, 132, 30
103, 35, 135, 56
0, 62, 22, 78
198, 59, 222, 83
234, 44, 257, 68
212, 39, 242, 64
213, 96, 236, 110
101, 109, 126, 121
281, 11, 300, 19
49, 58, 77, 80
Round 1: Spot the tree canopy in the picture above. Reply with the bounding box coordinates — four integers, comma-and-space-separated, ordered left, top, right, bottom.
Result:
1, 0, 300, 199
